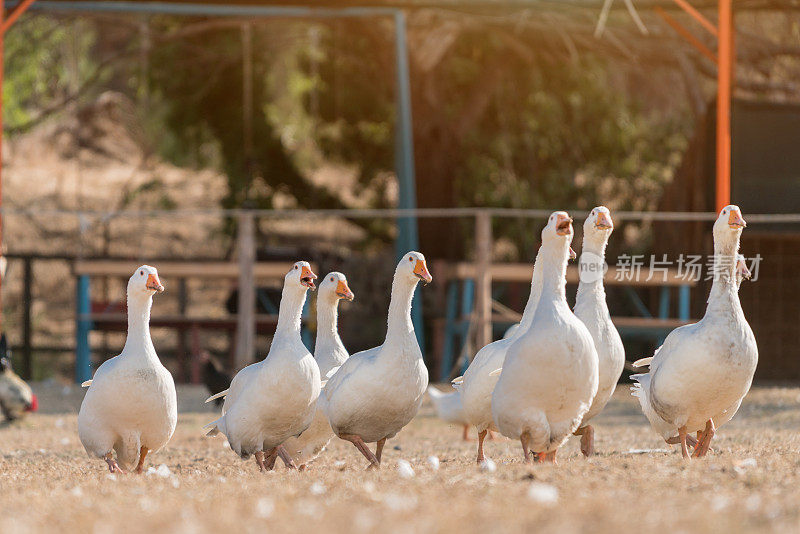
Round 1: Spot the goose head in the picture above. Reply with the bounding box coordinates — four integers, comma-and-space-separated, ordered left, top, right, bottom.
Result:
398, 251, 432, 285
128, 265, 164, 298
583, 206, 614, 248
542, 211, 574, 247
714, 205, 746, 250
319, 272, 354, 302
287, 261, 317, 291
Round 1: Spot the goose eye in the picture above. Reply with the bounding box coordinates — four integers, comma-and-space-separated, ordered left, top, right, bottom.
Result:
330, 277, 334, 282
139, 270, 144, 276
294, 265, 298, 270
409, 257, 413, 262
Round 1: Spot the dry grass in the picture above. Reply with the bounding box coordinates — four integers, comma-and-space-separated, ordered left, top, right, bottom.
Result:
1, 384, 799, 534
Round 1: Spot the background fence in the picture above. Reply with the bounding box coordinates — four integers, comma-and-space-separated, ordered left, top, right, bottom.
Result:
2, 207, 797, 383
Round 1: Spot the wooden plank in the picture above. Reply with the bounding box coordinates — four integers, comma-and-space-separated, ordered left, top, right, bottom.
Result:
474, 211, 493, 349
235, 213, 256, 371
438, 262, 697, 287
612, 317, 692, 329
488, 315, 693, 329
73, 260, 315, 280
84, 313, 279, 328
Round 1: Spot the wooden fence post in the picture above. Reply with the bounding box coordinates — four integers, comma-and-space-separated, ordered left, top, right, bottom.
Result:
22, 257, 32, 380
474, 210, 492, 351
235, 212, 256, 371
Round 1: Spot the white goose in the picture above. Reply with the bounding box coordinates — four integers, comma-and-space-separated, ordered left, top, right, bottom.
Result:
204, 261, 320, 471
631, 206, 757, 458
572, 207, 625, 456
492, 212, 598, 463
630, 254, 752, 451
321, 251, 432, 468
282, 272, 354, 469
458, 240, 575, 461
458, 251, 542, 463
78, 266, 176, 474
427, 386, 470, 440
458, 248, 583, 462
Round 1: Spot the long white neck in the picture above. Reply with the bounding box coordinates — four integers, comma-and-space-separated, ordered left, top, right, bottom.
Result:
316, 295, 341, 343
575, 235, 609, 310
122, 291, 157, 360
275, 283, 308, 341
385, 272, 418, 344
315, 295, 347, 371
539, 238, 570, 305
706, 232, 742, 317
517, 247, 544, 333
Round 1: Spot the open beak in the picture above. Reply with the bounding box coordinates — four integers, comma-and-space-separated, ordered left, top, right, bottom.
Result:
336, 280, 354, 301
300, 265, 317, 290
569, 247, 577, 261
736, 259, 752, 280
555, 214, 573, 236
146, 273, 164, 292
728, 209, 746, 229
414, 259, 433, 285
595, 211, 613, 230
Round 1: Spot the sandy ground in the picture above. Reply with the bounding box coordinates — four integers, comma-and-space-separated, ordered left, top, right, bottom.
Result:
1, 384, 799, 534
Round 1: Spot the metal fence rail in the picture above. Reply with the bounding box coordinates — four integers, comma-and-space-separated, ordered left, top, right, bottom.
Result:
1, 207, 796, 382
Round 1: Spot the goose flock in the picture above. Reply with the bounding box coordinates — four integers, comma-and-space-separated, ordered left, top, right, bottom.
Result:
76, 205, 757, 473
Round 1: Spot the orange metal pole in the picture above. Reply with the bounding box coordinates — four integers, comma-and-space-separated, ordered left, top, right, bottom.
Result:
716, 0, 732, 211
672, 0, 718, 36
1, 0, 36, 33
655, 7, 717, 64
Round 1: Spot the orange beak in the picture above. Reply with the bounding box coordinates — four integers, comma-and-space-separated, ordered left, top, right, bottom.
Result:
300, 265, 317, 290
414, 259, 433, 285
555, 214, 573, 236
569, 247, 577, 261
595, 211, 613, 230
146, 273, 164, 292
728, 209, 746, 229
336, 279, 354, 301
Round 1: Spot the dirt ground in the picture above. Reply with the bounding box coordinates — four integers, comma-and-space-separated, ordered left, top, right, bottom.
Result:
1, 384, 798, 534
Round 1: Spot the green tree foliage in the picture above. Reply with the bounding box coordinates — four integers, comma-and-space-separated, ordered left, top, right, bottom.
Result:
298, 21, 690, 258
3, 17, 101, 132
3, 15, 690, 260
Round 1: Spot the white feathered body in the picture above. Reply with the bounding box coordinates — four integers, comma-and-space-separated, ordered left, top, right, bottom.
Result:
282, 308, 350, 466
321, 260, 429, 445
427, 386, 467, 425
78, 347, 177, 470
459, 339, 510, 432
632, 211, 758, 440
0, 368, 34, 421
574, 281, 625, 425
632, 306, 757, 438
461, 252, 543, 434
323, 338, 427, 443
492, 294, 599, 453
210, 336, 320, 458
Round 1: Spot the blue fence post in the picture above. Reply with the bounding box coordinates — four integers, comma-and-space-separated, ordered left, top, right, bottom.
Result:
658, 286, 670, 319
460, 279, 475, 374
392, 9, 424, 352
439, 281, 459, 381
75, 275, 92, 384
678, 285, 690, 321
